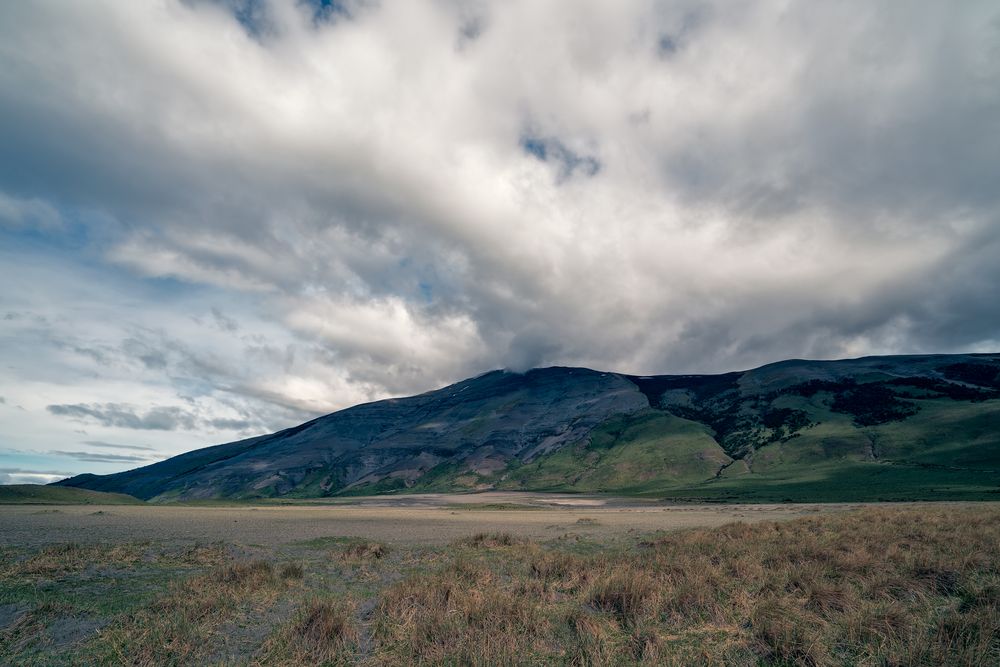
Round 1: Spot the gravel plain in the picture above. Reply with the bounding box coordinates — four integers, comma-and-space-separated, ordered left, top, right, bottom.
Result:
0, 492, 869, 547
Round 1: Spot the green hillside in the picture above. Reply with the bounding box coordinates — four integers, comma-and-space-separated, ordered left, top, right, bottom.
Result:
506, 411, 731, 493
0, 484, 144, 505
514, 389, 1000, 502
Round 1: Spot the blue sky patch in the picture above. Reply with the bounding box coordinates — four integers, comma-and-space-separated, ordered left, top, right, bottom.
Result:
520, 134, 601, 181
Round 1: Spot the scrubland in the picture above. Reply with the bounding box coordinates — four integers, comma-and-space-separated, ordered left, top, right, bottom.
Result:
1, 504, 998, 665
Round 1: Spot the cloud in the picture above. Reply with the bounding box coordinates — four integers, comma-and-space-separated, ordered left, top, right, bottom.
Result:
0, 468, 74, 485
83, 441, 157, 452
210, 306, 239, 332
0, 0, 998, 472
47, 404, 199, 431
49, 450, 153, 463
0, 192, 62, 229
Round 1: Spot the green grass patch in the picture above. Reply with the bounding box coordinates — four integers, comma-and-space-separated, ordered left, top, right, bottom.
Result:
0, 485, 143, 505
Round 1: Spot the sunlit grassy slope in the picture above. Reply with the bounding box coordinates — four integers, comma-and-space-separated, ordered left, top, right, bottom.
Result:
494, 411, 731, 493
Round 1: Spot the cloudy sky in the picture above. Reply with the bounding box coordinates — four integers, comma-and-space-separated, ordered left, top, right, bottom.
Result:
1, 0, 998, 483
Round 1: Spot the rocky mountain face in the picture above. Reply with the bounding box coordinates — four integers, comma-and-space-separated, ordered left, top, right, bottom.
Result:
56, 354, 1000, 501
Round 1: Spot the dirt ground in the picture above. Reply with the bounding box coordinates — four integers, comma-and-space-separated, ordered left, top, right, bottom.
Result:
0, 492, 873, 547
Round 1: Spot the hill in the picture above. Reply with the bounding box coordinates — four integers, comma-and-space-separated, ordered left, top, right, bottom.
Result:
54, 354, 1000, 502
0, 484, 144, 505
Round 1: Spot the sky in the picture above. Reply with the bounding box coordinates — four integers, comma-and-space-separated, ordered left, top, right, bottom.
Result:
1, 0, 999, 483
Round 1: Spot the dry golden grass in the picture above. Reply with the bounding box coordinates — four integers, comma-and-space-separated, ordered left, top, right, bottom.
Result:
370, 566, 548, 665
333, 540, 390, 562
587, 566, 658, 625
454, 531, 527, 548
365, 506, 1000, 665
4, 505, 998, 665
279, 561, 305, 580
254, 598, 357, 666
95, 559, 292, 666
1, 542, 145, 579
529, 549, 587, 583
165, 542, 229, 566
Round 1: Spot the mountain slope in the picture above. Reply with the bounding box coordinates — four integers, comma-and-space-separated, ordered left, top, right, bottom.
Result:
55, 354, 1000, 501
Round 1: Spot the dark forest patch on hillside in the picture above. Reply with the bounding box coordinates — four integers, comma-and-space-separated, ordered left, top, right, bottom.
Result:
886, 376, 998, 401
624, 373, 741, 409
944, 362, 1000, 389
773, 374, 999, 426
830, 383, 920, 426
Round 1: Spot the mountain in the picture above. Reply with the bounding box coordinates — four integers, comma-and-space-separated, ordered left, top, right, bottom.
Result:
55, 354, 1000, 502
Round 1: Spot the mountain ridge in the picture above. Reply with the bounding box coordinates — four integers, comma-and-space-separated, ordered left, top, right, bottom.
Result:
55, 353, 1000, 502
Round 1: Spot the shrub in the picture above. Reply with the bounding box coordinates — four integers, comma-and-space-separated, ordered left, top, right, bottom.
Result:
279, 562, 305, 580
588, 568, 658, 625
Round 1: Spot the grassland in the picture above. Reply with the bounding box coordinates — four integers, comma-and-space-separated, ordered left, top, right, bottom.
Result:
1, 501, 997, 665
0, 485, 143, 505
0, 495, 843, 548
495, 411, 731, 494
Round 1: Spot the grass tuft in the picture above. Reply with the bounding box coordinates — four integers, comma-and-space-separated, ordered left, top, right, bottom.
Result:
455, 532, 525, 548
588, 567, 658, 625
333, 540, 389, 562
253, 598, 357, 665
2, 542, 144, 579
215, 559, 274, 586
279, 562, 305, 580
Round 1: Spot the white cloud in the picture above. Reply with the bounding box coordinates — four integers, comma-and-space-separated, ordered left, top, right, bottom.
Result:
0, 192, 61, 229
0, 470, 72, 485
